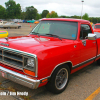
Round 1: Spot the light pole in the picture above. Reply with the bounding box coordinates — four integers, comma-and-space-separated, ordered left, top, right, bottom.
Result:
81, 0, 84, 19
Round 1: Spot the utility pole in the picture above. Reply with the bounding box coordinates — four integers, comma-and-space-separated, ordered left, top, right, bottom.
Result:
81, 0, 84, 19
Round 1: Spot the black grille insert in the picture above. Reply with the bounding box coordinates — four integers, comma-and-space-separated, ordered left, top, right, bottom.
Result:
0, 49, 23, 68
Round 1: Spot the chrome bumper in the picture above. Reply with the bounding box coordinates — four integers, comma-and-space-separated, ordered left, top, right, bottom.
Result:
0, 66, 40, 89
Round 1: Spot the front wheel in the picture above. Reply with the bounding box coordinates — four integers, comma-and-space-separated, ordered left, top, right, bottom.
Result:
45, 65, 70, 94
8, 27, 10, 29
18, 26, 21, 29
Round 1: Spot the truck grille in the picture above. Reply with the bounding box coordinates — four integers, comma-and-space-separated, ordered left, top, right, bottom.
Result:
0, 46, 37, 77
0, 49, 23, 69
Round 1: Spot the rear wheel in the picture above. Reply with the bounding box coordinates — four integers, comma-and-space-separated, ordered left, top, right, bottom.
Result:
45, 65, 70, 94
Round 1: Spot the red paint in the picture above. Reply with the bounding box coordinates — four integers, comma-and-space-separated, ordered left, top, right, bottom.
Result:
0, 62, 25, 75
94, 23, 100, 33
71, 61, 94, 74
38, 82, 48, 87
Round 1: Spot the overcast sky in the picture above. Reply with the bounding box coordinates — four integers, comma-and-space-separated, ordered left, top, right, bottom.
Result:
1, 0, 100, 17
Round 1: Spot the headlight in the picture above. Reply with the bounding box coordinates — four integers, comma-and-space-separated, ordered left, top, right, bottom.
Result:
23, 56, 37, 77
27, 58, 35, 67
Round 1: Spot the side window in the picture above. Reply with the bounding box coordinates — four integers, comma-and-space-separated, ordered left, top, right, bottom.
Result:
80, 24, 92, 39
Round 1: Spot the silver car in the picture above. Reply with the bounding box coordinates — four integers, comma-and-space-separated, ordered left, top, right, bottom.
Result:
3, 22, 21, 29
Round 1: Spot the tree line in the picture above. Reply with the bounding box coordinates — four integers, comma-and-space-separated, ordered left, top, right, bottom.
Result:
0, 0, 100, 24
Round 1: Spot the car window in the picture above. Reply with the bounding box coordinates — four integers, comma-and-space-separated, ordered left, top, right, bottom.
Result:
31, 21, 78, 40
80, 24, 92, 39
3, 22, 7, 24
95, 25, 100, 29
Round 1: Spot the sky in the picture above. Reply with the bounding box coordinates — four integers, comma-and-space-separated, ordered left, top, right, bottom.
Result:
1, 0, 100, 17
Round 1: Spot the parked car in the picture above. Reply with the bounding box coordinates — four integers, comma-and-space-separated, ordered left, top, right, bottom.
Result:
34, 21, 39, 24
0, 21, 7, 25
0, 30, 8, 38
13, 19, 23, 23
23, 20, 28, 23
94, 23, 100, 33
2, 22, 21, 29
27, 20, 35, 23
0, 21, 7, 28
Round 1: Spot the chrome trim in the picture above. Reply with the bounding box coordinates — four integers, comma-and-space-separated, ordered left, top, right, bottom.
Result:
97, 54, 100, 58
73, 56, 96, 68
0, 61, 22, 70
35, 56, 38, 77
40, 76, 50, 81
0, 46, 38, 77
0, 66, 40, 89
22, 56, 24, 68
23, 57, 38, 77
50, 61, 73, 77
3, 55, 23, 62
0, 46, 37, 57
50, 56, 96, 77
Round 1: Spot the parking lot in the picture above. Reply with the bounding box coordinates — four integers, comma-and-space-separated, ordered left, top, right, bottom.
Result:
0, 23, 100, 100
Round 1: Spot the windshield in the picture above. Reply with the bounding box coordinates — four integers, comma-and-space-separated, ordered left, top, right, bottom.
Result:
95, 25, 100, 29
30, 21, 78, 40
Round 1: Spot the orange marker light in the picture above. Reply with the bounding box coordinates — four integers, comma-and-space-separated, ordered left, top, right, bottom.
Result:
42, 79, 48, 83
24, 69, 35, 76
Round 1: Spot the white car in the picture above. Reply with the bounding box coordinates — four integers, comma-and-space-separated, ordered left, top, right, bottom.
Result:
2, 22, 21, 29
0, 21, 7, 25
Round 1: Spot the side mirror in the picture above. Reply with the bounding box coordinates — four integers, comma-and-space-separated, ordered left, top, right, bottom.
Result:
88, 33, 96, 40
0, 30, 9, 38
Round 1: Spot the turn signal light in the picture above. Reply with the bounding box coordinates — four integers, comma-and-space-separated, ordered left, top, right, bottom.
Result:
24, 69, 35, 76
42, 79, 48, 83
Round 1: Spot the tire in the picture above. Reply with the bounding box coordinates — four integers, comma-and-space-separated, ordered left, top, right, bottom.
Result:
97, 59, 100, 65
45, 65, 70, 94
18, 26, 21, 29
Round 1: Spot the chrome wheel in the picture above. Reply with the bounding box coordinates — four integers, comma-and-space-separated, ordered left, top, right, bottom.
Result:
45, 65, 70, 94
55, 68, 68, 90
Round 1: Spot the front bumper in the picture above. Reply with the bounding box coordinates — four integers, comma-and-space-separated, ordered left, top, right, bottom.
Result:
0, 66, 40, 89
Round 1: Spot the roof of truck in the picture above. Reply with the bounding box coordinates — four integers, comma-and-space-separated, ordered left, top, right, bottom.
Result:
95, 23, 100, 25
41, 18, 90, 23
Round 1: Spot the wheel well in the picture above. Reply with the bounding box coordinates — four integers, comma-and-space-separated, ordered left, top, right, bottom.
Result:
51, 62, 72, 77
66, 62, 72, 72
59, 62, 72, 73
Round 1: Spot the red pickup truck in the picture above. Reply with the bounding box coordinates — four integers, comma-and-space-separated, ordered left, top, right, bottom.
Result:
94, 23, 100, 33
0, 18, 99, 94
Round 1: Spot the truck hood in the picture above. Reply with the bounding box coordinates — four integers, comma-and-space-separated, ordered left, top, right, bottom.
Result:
0, 36, 73, 54
94, 29, 100, 33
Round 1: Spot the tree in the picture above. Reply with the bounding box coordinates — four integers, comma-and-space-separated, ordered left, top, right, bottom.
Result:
5, 0, 21, 19
46, 11, 58, 18
71, 15, 81, 19
42, 10, 49, 18
25, 6, 38, 20
0, 5, 6, 19
20, 11, 26, 19
35, 13, 42, 20
82, 13, 89, 20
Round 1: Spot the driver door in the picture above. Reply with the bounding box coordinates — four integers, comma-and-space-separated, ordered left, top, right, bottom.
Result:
79, 24, 97, 63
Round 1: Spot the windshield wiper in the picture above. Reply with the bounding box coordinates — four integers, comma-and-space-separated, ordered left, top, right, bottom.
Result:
45, 34, 62, 40
31, 32, 40, 37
